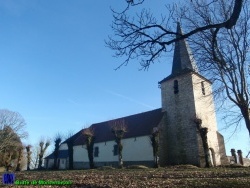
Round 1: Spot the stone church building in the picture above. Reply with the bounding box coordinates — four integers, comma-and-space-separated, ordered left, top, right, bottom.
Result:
44, 23, 227, 169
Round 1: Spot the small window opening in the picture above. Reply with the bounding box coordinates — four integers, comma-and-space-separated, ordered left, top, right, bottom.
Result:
173, 80, 179, 94
113, 144, 118, 156
201, 81, 205, 95
94, 146, 99, 157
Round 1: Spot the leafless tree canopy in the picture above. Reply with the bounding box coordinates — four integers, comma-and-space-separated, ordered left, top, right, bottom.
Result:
82, 127, 94, 137
109, 119, 127, 168
110, 119, 127, 137
106, 0, 243, 70
38, 139, 50, 169
0, 109, 28, 152
107, 0, 250, 137
82, 128, 95, 169
185, 0, 250, 135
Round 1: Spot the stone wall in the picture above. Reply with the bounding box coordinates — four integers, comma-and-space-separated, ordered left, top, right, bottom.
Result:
243, 158, 250, 166
217, 132, 229, 165
160, 72, 226, 167
160, 72, 200, 166
192, 73, 223, 166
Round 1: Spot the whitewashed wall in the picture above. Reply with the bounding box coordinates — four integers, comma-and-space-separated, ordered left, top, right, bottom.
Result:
59, 143, 68, 150
59, 159, 67, 169
74, 145, 88, 162
46, 159, 54, 168
121, 136, 154, 161
73, 135, 154, 163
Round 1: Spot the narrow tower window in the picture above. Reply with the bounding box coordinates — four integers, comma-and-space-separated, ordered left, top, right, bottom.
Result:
174, 80, 179, 94
201, 81, 205, 95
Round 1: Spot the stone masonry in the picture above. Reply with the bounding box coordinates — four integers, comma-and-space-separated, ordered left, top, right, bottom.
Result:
158, 23, 227, 167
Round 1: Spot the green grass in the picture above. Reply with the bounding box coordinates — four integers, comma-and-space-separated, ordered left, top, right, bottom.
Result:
1, 166, 250, 187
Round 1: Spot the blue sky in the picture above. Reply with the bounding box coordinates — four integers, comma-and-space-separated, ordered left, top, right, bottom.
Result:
0, 0, 249, 157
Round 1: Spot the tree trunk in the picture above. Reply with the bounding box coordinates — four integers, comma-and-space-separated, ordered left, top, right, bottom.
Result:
200, 128, 212, 168
26, 147, 31, 171
54, 148, 59, 170
34, 154, 38, 169
85, 136, 95, 169
67, 143, 74, 170
240, 107, 250, 136
15, 149, 22, 171
27, 163, 30, 171
151, 134, 159, 168
195, 118, 212, 168
87, 147, 95, 169
118, 141, 123, 168
118, 152, 123, 168
38, 154, 43, 169
154, 155, 159, 168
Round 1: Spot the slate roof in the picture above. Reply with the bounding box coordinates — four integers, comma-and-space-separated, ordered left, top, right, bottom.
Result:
44, 150, 68, 159
171, 22, 198, 75
158, 68, 212, 84
159, 68, 193, 84
70, 108, 164, 146
159, 23, 211, 84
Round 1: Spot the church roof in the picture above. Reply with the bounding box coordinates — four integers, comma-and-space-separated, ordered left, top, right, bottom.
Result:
159, 68, 212, 84
172, 22, 198, 74
159, 23, 198, 84
71, 108, 164, 145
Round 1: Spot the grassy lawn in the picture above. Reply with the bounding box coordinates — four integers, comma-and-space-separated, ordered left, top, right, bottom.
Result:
1, 166, 250, 187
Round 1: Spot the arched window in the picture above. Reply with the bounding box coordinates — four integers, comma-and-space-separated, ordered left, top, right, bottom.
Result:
201, 81, 205, 95
173, 80, 179, 94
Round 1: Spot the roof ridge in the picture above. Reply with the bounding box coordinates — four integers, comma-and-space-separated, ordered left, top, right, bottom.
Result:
91, 108, 162, 126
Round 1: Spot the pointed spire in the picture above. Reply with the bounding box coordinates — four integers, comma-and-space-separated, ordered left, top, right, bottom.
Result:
171, 22, 198, 75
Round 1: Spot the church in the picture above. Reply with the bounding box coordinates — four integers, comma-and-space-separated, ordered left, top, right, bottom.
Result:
44, 23, 228, 169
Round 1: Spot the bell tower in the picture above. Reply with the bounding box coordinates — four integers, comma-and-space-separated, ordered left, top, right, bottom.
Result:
158, 23, 226, 167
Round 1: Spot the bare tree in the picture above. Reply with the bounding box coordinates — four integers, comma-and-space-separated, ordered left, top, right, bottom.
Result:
193, 116, 212, 168
15, 145, 24, 171
0, 109, 28, 153
150, 127, 159, 168
28, 144, 42, 169
26, 145, 32, 170
53, 133, 62, 170
108, 0, 250, 137
3, 151, 13, 171
82, 128, 95, 169
38, 139, 50, 169
65, 131, 75, 170
246, 150, 250, 158
0, 125, 23, 171
106, 0, 243, 70
110, 119, 127, 168
182, 0, 250, 136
